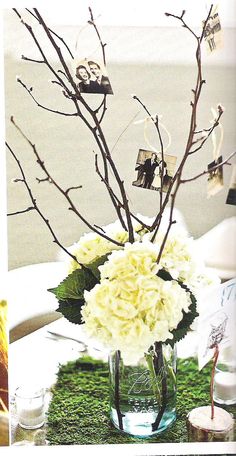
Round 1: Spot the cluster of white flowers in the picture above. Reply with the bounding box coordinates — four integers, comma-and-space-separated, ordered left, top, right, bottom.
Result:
67, 220, 135, 273
82, 241, 192, 364
142, 227, 217, 293
64, 216, 218, 362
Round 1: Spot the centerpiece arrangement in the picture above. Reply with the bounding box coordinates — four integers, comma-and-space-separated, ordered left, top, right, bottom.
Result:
48, 218, 213, 436
7, 5, 235, 439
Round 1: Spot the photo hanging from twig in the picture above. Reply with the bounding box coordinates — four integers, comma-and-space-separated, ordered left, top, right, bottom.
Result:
202, 5, 223, 54
132, 149, 177, 193
226, 164, 236, 206
75, 59, 113, 95
207, 155, 223, 198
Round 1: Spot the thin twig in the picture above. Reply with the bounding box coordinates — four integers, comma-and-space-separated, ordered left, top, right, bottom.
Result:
21, 55, 44, 64
180, 152, 235, 183
10, 117, 123, 247
132, 96, 168, 240
13, 9, 71, 95
94, 154, 127, 230
150, 5, 215, 244
25, 8, 74, 59
188, 109, 223, 155
65, 185, 83, 195
17, 78, 79, 117
210, 344, 219, 420
165, 10, 199, 41
6, 141, 80, 264
7, 207, 35, 216
95, 154, 151, 231
88, 7, 107, 65
36, 176, 52, 184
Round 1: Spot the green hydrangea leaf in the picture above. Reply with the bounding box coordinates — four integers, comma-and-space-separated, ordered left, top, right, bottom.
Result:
48, 267, 97, 301
56, 298, 84, 324
157, 268, 173, 282
85, 254, 109, 280
167, 285, 198, 347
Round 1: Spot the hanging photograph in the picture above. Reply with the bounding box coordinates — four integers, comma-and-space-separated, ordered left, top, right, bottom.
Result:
207, 155, 223, 197
202, 6, 223, 53
226, 164, 236, 206
75, 59, 113, 95
132, 149, 177, 192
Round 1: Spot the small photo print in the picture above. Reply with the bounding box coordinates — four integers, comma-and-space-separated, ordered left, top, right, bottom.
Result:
226, 164, 236, 206
207, 155, 223, 197
203, 7, 223, 53
75, 59, 113, 95
132, 149, 177, 193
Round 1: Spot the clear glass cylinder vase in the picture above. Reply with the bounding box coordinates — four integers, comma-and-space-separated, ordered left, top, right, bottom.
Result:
108, 342, 177, 437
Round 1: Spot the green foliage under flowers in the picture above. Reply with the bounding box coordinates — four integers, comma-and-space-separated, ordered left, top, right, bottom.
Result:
48, 267, 97, 301
48, 259, 105, 324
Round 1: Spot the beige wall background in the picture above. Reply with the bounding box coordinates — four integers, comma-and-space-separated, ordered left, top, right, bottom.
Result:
4, 6, 236, 270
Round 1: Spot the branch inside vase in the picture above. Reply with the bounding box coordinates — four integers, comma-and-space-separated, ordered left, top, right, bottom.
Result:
114, 350, 124, 430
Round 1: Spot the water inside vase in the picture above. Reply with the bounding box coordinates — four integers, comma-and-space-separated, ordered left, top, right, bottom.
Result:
110, 363, 176, 437
110, 396, 176, 437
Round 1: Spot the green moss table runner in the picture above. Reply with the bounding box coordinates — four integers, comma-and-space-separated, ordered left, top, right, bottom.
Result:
46, 356, 235, 446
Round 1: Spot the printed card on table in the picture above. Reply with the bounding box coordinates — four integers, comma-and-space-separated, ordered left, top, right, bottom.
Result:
197, 278, 236, 370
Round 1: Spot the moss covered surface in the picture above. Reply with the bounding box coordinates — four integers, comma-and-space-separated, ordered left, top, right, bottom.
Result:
46, 356, 235, 445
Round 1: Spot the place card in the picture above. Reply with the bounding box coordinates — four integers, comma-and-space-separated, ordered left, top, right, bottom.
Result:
197, 278, 236, 370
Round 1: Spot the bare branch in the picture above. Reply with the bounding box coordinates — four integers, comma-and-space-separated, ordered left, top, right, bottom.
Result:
65, 185, 83, 195
36, 176, 52, 184
88, 7, 107, 65
165, 11, 199, 41
8, 206, 35, 216
94, 153, 128, 231
180, 152, 236, 183
95, 154, 151, 231
17, 78, 79, 117
150, 4, 216, 240
13, 9, 71, 95
25, 8, 74, 59
188, 108, 223, 155
21, 55, 44, 64
10, 116, 123, 247
132, 96, 167, 239
97, 96, 107, 124
6, 141, 80, 264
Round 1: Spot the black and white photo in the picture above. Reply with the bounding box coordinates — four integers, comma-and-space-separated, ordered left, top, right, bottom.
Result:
75, 59, 113, 95
226, 164, 236, 205
132, 149, 177, 193
207, 155, 223, 197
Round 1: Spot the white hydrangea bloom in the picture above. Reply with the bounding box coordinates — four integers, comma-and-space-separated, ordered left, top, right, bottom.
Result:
67, 219, 138, 273
82, 241, 192, 364
142, 227, 218, 292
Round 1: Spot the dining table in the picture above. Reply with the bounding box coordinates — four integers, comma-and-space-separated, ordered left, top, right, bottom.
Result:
9, 314, 236, 456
